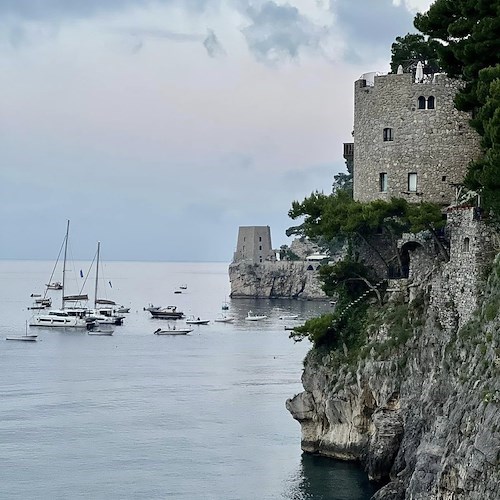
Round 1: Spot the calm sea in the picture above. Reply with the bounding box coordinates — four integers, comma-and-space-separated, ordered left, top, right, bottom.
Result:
0, 260, 377, 499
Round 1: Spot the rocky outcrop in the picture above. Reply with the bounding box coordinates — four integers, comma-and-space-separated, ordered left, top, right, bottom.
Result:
229, 260, 327, 300
287, 253, 500, 499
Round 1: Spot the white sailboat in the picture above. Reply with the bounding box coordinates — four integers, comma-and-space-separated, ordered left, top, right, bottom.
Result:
6, 321, 38, 342
29, 221, 89, 329
86, 241, 124, 329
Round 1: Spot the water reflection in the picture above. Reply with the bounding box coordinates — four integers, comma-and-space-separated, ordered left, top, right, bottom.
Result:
283, 454, 378, 500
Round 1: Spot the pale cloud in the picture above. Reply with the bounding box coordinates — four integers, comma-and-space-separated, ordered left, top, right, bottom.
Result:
0, 0, 425, 261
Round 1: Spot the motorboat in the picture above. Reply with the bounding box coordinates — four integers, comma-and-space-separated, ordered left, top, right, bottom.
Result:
46, 282, 63, 290
116, 305, 130, 314
154, 327, 192, 335
214, 314, 234, 323
279, 314, 299, 320
148, 305, 184, 320
87, 323, 114, 336
186, 316, 210, 325
28, 296, 52, 310
245, 311, 267, 321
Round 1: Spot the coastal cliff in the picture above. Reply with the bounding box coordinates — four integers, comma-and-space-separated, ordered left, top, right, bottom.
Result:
287, 235, 500, 499
286, 208, 500, 500
229, 260, 327, 300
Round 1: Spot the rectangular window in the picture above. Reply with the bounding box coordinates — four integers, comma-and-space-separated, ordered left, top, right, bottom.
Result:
408, 173, 417, 192
383, 128, 393, 141
379, 173, 388, 192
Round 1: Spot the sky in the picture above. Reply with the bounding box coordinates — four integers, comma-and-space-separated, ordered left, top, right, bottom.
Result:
0, 0, 434, 262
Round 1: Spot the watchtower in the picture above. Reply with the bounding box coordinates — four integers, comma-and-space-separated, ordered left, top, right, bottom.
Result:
351, 71, 481, 204
233, 226, 274, 264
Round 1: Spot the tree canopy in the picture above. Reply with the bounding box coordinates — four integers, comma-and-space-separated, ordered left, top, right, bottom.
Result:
390, 33, 441, 74
414, 0, 500, 215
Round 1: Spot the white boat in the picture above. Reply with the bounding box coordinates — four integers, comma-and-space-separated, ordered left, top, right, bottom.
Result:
279, 314, 299, 320
88, 323, 114, 336
214, 314, 234, 323
185, 316, 210, 325
86, 243, 125, 326
116, 305, 130, 313
221, 298, 229, 311
46, 282, 62, 290
153, 327, 192, 335
179, 284, 187, 290
6, 322, 38, 342
30, 221, 89, 329
245, 310, 267, 321
148, 305, 184, 319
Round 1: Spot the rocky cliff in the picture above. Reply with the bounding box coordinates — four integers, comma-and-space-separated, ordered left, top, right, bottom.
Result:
287, 251, 500, 499
229, 260, 327, 300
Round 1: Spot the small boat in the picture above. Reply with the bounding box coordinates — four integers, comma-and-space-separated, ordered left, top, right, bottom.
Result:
214, 314, 234, 323
87, 322, 114, 335
6, 322, 38, 342
279, 314, 299, 320
46, 282, 63, 290
245, 311, 267, 321
148, 305, 184, 320
154, 327, 192, 335
221, 298, 229, 311
116, 306, 130, 314
185, 316, 210, 325
179, 284, 187, 290
174, 290, 182, 294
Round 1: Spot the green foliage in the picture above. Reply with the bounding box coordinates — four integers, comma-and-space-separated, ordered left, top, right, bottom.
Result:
279, 245, 300, 261
319, 260, 374, 302
332, 171, 353, 197
390, 33, 441, 74
414, 1, 500, 216
290, 302, 369, 355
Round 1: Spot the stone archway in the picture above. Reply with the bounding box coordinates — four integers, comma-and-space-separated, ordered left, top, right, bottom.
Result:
400, 241, 424, 279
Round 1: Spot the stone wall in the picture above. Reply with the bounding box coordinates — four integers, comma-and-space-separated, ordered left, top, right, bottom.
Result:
353, 73, 481, 204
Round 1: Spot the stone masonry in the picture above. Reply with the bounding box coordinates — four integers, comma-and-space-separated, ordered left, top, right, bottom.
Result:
353, 72, 481, 204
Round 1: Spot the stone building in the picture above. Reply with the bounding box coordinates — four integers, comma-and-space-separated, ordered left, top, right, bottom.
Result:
348, 71, 481, 204
232, 226, 275, 264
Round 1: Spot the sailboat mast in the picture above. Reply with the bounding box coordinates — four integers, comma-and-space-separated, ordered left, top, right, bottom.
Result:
61, 220, 70, 310
94, 241, 100, 309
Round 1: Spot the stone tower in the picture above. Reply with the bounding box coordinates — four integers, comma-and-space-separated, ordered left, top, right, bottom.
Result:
351, 72, 481, 204
233, 226, 274, 264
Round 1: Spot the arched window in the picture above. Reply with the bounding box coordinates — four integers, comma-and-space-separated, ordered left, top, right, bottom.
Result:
463, 237, 470, 252
383, 128, 393, 141
427, 96, 435, 109
417, 96, 426, 109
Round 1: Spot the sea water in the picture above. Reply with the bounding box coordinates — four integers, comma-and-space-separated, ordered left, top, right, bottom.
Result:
0, 261, 377, 499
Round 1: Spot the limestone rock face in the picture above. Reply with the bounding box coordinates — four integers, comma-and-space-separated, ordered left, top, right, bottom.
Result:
287, 257, 500, 499
229, 260, 327, 300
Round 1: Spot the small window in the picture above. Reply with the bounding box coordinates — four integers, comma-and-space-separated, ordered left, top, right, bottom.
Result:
463, 237, 470, 252
259, 245, 262, 250
383, 128, 393, 141
259, 236, 262, 242
442, 176, 447, 182
379, 173, 388, 192
418, 96, 426, 109
427, 96, 435, 109
408, 173, 417, 192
